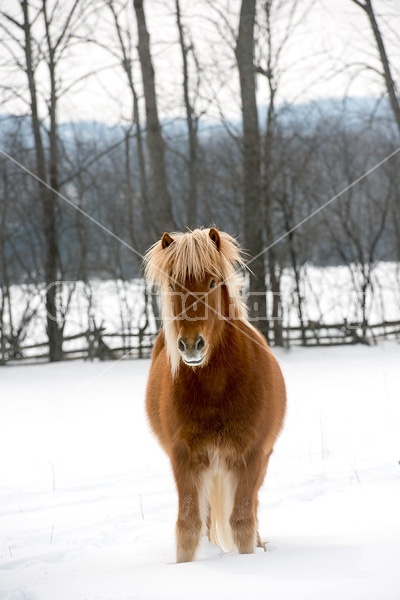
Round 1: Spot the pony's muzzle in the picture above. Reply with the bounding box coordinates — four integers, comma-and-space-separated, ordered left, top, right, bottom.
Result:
178, 335, 206, 366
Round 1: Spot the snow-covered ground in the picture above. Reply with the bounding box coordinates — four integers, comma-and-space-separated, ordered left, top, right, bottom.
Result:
1, 342, 400, 599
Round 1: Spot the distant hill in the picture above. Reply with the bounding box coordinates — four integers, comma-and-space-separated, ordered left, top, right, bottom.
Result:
1, 96, 396, 144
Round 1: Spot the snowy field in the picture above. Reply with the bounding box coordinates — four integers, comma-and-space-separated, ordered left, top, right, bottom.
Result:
1, 342, 400, 599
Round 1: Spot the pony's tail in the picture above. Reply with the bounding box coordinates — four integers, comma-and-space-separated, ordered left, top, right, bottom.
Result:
208, 471, 236, 553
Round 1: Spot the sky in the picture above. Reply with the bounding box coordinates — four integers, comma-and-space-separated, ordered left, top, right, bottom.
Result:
0, 0, 399, 125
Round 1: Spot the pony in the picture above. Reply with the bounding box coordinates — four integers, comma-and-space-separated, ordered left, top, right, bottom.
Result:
144, 227, 286, 563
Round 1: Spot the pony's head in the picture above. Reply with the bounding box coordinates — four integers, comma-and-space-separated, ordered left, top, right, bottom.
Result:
144, 227, 247, 376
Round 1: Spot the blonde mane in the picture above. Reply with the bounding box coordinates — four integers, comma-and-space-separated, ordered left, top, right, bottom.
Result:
144, 228, 250, 375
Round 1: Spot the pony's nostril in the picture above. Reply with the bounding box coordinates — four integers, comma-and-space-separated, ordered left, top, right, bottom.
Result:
196, 336, 205, 352
178, 338, 186, 353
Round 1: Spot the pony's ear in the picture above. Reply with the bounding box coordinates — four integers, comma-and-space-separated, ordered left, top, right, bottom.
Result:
161, 232, 174, 249
209, 227, 221, 250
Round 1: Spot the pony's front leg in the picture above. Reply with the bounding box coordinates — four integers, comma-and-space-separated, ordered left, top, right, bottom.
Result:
171, 448, 205, 563
229, 455, 264, 554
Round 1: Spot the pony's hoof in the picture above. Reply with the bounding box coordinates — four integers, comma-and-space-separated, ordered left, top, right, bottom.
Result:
176, 546, 196, 563
176, 554, 194, 564
257, 539, 267, 551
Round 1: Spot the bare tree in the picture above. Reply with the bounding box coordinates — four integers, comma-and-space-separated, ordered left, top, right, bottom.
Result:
235, 0, 268, 336
317, 123, 395, 336
175, 0, 199, 227
105, 0, 150, 248
2, 1, 60, 360
0, 0, 85, 360
133, 0, 174, 235
350, 0, 400, 136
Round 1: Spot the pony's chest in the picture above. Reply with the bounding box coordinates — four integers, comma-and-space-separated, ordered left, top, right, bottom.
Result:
173, 388, 242, 443
177, 393, 225, 424
171, 369, 251, 442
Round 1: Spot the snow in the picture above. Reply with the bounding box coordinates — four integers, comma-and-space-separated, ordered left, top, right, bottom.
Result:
1, 342, 400, 599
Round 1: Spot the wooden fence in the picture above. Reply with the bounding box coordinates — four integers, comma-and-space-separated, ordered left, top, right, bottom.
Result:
274, 319, 400, 347
1, 319, 399, 365
0, 326, 156, 364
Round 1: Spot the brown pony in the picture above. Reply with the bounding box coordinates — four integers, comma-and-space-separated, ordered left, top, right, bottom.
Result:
144, 227, 286, 563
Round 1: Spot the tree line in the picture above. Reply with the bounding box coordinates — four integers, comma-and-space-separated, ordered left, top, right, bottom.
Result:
0, 0, 399, 362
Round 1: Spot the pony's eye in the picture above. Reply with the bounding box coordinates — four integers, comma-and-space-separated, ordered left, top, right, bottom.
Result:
169, 284, 175, 291
210, 279, 216, 289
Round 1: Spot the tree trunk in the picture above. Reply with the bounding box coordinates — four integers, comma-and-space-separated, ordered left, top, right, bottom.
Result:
132, 87, 151, 246
263, 75, 283, 346
45, 9, 63, 361
133, 0, 174, 236
22, 0, 62, 361
236, 0, 268, 337
176, 0, 198, 227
